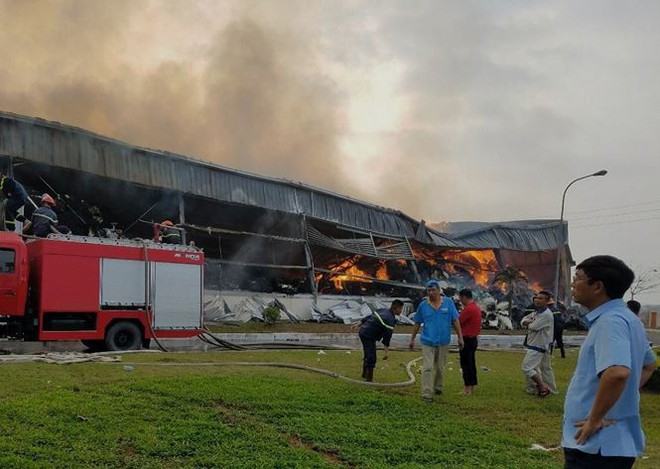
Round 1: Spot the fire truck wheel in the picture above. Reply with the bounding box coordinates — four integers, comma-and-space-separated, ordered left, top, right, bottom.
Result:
105, 322, 143, 351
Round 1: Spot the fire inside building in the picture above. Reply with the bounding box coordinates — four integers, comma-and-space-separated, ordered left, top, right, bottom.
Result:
0, 111, 573, 326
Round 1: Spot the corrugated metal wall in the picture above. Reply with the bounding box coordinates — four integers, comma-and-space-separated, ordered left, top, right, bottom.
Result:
0, 112, 420, 239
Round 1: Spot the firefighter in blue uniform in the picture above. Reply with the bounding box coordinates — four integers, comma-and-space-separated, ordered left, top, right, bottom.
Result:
0, 173, 29, 232
353, 299, 404, 382
159, 220, 182, 244
22, 194, 60, 237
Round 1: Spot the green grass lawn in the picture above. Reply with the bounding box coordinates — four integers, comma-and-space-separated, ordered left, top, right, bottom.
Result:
0, 349, 657, 468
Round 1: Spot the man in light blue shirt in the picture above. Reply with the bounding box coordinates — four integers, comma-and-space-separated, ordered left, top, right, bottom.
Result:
409, 279, 464, 402
563, 255, 656, 468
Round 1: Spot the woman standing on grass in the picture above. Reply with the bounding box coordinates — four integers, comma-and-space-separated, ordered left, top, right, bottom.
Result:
458, 288, 481, 396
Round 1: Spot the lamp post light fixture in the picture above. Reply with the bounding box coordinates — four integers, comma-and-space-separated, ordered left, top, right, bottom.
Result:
553, 169, 608, 303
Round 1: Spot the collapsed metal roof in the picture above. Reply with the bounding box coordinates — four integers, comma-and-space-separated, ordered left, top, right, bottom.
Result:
0, 111, 563, 253
439, 220, 567, 253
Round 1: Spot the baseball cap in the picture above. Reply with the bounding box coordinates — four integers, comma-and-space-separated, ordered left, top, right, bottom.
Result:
425, 279, 440, 289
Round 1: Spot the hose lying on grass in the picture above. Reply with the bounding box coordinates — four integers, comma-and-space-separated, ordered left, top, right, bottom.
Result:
2, 325, 423, 387
193, 330, 422, 386
115, 357, 423, 388
0, 347, 422, 387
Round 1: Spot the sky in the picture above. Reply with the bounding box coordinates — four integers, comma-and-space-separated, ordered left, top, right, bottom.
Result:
1, 0, 659, 303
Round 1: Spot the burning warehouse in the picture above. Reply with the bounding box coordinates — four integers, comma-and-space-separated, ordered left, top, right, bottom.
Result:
0, 111, 572, 323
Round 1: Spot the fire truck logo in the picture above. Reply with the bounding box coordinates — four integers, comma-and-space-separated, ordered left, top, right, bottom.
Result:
173, 253, 201, 261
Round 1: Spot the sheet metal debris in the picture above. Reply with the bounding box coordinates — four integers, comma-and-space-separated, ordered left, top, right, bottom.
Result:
205, 294, 301, 323
205, 293, 413, 325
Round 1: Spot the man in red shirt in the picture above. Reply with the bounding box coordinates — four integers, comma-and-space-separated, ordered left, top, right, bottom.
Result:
458, 288, 482, 395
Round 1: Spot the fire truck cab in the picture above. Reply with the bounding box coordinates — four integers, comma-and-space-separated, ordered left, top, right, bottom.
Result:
0, 232, 204, 350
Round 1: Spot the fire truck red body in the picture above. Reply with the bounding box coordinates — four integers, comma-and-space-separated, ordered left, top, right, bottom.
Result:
0, 232, 204, 350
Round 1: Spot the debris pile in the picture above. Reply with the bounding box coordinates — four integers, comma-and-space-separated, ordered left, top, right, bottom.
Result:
205, 293, 415, 325
205, 294, 301, 323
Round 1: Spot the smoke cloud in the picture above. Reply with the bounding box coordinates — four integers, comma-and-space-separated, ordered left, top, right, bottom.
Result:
0, 0, 351, 196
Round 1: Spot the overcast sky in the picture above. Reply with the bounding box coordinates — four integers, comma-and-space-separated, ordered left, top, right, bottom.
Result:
1, 0, 659, 303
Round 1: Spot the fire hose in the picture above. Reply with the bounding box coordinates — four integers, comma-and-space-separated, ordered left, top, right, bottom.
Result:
115, 356, 423, 388
141, 240, 169, 353
0, 349, 423, 388
133, 327, 423, 388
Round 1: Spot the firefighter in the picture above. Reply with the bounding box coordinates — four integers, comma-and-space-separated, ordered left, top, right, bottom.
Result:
0, 173, 29, 232
352, 299, 404, 382
22, 194, 60, 237
159, 220, 182, 244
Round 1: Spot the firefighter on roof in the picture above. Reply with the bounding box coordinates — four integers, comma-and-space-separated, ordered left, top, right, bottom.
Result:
23, 194, 60, 237
159, 220, 182, 245
0, 173, 29, 232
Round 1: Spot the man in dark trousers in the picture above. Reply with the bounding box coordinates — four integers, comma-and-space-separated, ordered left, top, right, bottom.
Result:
551, 299, 566, 359
458, 288, 481, 395
353, 299, 404, 382
0, 172, 29, 232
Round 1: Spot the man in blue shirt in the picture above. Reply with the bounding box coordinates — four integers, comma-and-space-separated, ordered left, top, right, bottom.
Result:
409, 279, 464, 403
563, 255, 657, 468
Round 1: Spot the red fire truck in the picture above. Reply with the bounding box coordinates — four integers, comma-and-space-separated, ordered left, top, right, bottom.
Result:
0, 232, 204, 351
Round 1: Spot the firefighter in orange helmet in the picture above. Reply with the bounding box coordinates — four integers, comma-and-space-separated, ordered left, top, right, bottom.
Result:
159, 220, 182, 245
23, 193, 61, 237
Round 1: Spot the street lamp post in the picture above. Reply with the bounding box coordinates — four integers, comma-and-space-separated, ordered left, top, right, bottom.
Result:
553, 169, 608, 303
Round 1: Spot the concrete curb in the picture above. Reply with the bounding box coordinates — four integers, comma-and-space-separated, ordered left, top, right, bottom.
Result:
1, 333, 586, 354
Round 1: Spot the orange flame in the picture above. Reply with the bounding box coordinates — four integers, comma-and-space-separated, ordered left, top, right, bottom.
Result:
375, 261, 388, 280
317, 247, 541, 296
321, 258, 373, 290
440, 250, 498, 287
331, 265, 372, 290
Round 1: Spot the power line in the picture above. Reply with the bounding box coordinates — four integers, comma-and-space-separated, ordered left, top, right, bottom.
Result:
570, 206, 660, 222
572, 215, 660, 229
537, 199, 660, 221
569, 198, 660, 215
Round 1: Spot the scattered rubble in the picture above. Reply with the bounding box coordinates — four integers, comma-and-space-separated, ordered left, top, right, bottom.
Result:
205, 292, 416, 325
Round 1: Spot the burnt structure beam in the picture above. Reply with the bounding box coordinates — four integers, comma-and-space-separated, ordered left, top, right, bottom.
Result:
178, 193, 187, 245
301, 215, 318, 299
184, 223, 306, 243
215, 259, 308, 270
314, 267, 425, 290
